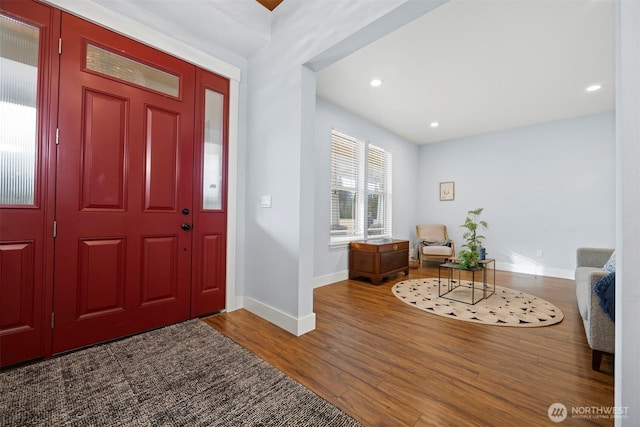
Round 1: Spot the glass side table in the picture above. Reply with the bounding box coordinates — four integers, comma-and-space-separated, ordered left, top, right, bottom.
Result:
438, 259, 496, 305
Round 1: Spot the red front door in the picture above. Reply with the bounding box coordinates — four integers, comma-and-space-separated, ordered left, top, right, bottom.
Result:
0, 1, 59, 367
53, 13, 196, 352
1, 3, 229, 365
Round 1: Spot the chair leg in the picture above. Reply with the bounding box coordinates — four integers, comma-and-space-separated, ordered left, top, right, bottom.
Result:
592, 350, 604, 371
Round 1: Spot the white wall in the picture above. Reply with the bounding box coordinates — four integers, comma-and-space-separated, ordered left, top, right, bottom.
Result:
616, 0, 640, 422
313, 103, 616, 283
242, 0, 447, 334
313, 97, 419, 286
417, 111, 616, 279
243, 0, 411, 334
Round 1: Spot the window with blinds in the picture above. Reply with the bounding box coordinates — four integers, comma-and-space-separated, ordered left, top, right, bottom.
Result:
330, 130, 392, 244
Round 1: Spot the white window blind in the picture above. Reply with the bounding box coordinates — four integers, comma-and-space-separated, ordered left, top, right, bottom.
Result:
366, 143, 392, 238
330, 130, 392, 244
330, 131, 364, 240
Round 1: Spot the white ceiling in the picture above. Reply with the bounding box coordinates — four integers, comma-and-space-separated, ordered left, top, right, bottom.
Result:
75, 0, 615, 146
316, 0, 615, 145
76, 0, 272, 59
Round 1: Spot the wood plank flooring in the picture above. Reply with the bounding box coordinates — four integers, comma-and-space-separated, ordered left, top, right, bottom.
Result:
203, 265, 614, 426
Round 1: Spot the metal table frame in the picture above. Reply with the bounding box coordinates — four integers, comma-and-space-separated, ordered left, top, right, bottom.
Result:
438, 259, 496, 305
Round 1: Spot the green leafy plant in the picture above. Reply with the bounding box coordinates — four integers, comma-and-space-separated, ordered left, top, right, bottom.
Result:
457, 250, 477, 270
458, 208, 488, 270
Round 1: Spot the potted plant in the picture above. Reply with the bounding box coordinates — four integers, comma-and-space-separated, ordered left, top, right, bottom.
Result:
458, 208, 488, 269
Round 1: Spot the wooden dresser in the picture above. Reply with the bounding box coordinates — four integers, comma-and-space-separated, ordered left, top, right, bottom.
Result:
349, 239, 409, 285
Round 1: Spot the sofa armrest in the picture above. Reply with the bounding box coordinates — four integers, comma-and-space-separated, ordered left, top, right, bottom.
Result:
577, 247, 614, 269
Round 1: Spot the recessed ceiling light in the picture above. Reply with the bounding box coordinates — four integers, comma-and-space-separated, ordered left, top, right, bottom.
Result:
370, 78, 382, 87
430, 122, 439, 128
586, 84, 602, 92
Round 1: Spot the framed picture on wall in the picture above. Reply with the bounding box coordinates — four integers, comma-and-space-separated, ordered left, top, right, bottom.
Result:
440, 181, 455, 201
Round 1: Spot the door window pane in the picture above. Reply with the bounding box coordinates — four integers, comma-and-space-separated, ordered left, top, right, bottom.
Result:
202, 89, 223, 210
0, 14, 39, 205
86, 43, 180, 97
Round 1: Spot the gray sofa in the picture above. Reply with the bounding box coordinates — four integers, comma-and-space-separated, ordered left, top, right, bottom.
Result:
575, 247, 615, 370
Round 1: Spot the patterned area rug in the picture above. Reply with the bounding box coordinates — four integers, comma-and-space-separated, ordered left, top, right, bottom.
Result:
392, 278, 564, 327
0, 319, 362, 426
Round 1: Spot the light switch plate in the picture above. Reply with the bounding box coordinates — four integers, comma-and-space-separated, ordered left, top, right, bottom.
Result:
260, 195, 272, 208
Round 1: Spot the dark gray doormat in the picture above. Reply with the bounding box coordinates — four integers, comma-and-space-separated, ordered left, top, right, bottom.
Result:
1, 319, 362, 426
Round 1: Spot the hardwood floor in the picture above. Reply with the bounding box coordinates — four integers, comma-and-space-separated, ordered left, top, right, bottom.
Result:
203, 265, 614, 426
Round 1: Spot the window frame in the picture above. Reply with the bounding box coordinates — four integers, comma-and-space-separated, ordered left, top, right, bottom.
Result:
329, 129, 392, 246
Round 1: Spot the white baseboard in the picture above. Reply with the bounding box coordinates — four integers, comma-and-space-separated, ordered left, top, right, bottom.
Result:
313, 270, 349, 288
312, 265, 574, 286
240, 296, 316, 336
495, 262, 574, 280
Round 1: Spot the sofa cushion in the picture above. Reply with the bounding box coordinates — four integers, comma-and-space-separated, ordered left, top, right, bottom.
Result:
421, 245, 453, 256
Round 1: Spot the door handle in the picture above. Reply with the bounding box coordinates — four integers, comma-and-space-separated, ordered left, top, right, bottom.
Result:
181, 223, 192, 231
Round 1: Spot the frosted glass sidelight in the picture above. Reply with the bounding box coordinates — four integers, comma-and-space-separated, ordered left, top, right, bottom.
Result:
0, 15, 39, 205
202, 89, 223, 210
86, 44, 180, 97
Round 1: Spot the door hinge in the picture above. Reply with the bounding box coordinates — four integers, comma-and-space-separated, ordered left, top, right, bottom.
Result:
58, 38, 62, 55
51, 312, 55, 330
53, 220, 57, 238
56, 128, 59, 145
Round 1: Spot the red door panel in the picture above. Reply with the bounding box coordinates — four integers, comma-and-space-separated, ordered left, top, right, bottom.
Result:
81, 90, 127, 210
53, 12, 195, 353
0, 1, 59, 367
140, 236, 179, 306
144, 107, 179, 211
202, 233, 225, 292
0, 242, 35, 333
192, 69, 229, 316
76, 238, 126, 319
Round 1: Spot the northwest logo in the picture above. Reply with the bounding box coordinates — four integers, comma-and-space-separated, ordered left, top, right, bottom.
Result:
548, 403, 568, 423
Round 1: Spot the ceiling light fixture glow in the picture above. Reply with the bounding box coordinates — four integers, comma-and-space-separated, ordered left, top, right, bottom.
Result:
370, 78, 382, 87
586, 84, 602, 92
430, 122, 439, 128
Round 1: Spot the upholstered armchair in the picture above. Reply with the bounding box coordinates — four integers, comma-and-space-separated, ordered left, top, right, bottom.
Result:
416, 224, 455, 268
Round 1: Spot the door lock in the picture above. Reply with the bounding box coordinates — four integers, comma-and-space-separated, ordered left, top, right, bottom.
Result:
182, 208, 190, 215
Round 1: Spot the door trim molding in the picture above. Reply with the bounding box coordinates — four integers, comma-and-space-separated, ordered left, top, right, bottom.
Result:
225, 79, 239, 312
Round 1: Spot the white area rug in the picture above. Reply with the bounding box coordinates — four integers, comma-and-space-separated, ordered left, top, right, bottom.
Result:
392, 278, 564, 327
